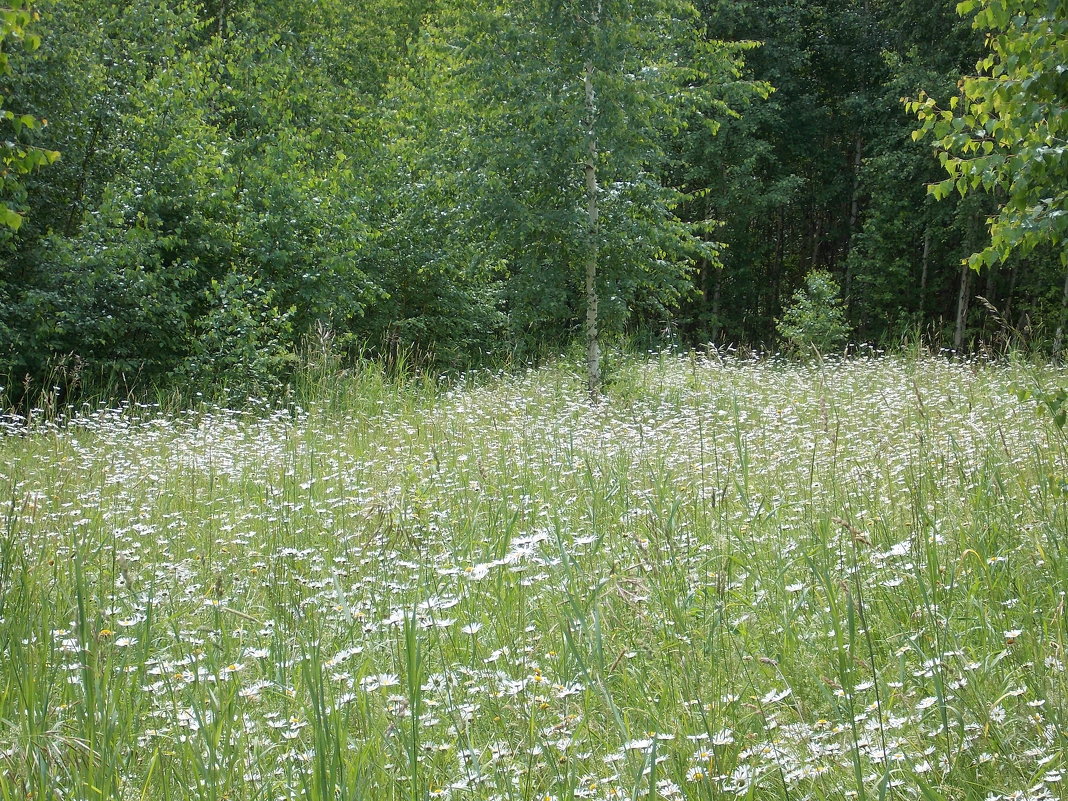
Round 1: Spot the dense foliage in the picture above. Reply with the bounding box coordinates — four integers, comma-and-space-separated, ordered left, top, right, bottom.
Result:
0, 0, 1065, 402
0, 0, 59, 230
910, 0, 1066, 271
775, 269, 852, 356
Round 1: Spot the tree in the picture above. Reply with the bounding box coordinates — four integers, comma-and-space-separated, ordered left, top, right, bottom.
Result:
844, 4, 989, 347
428, 0, 762, 395
0, 0, 58, 230
908, 0, 1067, 272
680, 0, 891, 346
775, 268, 852, 356
1, 0, 421, 398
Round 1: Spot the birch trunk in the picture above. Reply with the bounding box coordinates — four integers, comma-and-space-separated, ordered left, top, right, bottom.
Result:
919, 229, 930, 314
583, 59, 601, 398
844, 136, 863, 304
771, 208, 785, 316
710, 267, 723, 343
954, 262, 971, 351
955, 213, 980, 351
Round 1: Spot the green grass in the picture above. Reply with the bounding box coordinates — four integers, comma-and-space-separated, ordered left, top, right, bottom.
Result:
1, 354, 1065, 801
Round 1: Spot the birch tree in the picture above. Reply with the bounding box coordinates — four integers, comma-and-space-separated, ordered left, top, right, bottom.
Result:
434, 0, 762, 395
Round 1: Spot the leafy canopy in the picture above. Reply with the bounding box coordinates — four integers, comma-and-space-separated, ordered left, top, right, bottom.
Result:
424, 0, 766, 346
907, 0, 1067, 269
0, 0, 59, 230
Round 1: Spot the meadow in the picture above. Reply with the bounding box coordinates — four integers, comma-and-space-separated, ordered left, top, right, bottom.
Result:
1, 354, 1065, 801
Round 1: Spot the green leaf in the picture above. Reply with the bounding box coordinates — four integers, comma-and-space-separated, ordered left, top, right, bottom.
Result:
0, 204, 24, 230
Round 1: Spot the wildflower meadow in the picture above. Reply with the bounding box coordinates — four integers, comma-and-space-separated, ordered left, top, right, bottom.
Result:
1, 354, 1065, 801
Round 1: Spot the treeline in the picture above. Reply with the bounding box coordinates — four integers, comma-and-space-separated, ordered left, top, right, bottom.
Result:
0, 0, 1064, 402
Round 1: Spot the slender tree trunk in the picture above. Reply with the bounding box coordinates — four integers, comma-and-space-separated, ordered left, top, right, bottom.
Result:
583, 57, 601, 398
844, 136, 863, 303
1004, 259, 1020, 322
710, 267, 723, 342
1053, 266, 1068, 358
810, 211, 821, 270
771, 208, 785, 319
919, 228, 930, 315
954, 212, 982, 351
701, 195, 717, 341
65, 116, 105, 237
954, 262, 971, 351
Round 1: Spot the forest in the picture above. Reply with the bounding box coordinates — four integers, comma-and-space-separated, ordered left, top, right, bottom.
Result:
1, 0, 1066, 401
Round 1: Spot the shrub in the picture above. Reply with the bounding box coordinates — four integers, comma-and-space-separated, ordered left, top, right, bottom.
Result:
177, 271, 297, 397
776, 270, 852, 356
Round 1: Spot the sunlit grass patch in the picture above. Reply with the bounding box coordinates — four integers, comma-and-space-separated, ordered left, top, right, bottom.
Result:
1, 354, 1065, 800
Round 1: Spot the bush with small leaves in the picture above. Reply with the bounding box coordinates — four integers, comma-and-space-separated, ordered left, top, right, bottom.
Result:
776, 270, 852, 357
177, 271, 297, 398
